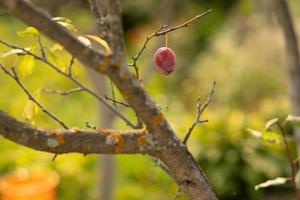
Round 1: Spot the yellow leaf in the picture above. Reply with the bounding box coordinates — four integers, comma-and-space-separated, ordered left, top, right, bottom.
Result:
86, 35, 111, 54
17, 27, 40, 37
77, 36, 91, 47
50, 43, 64, 53
33, 88, 41, 114
48, 51, 66, 71
23, 100, 35, 123
16, 46, 36, 77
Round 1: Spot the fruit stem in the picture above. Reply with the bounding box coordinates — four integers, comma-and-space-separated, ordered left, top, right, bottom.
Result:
164, 34, 168, 47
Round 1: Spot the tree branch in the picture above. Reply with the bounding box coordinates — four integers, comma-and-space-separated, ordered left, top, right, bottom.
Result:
0, 1, 218, 199
0, 109, 151, 154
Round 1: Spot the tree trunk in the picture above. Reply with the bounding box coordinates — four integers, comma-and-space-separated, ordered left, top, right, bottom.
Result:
272, 0, 300, 152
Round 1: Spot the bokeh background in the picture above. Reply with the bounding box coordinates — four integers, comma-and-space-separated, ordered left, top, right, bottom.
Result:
0, 0, 300, 199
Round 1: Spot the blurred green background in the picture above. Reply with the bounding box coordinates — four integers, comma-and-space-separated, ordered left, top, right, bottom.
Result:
0, 0, 300, 199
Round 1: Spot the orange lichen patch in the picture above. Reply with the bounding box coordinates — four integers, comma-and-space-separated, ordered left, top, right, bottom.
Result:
97, 128, 116, 134
98, 56, 110, 71
137, 135, 147, 146
55, 131, 65, 145
109, 133, 125, 153
152, 113, 163, 126
138, 128, 146, 134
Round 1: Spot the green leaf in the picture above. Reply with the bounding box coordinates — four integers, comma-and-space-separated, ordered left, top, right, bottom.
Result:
284, 115, 300, 126
33, 89, 41, 114
51, 17, 72, 24
50, 43, 64, 53
255, 177, 289, 190
16, 47, 36, 77
247, 128, 282, 144
262, 131, 282, 144
17, 27, 40, 37
265, 118, 279, 131
48, 51, 66, 71
22, 89, 42, 124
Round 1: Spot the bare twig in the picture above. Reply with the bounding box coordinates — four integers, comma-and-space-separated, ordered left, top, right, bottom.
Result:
0, 39, 137, 128
0, 63, 68, 129
68, 56, 75, 76
37, 35, 46, 58
183, 81, 216, 144
276, 122, 297, 189
88, 0, 110, 40
85, 121, 97, 129
130, 9, 212, 80
110, 80, 117, 108
104, 94, 129, 107
43, 87, 83, 96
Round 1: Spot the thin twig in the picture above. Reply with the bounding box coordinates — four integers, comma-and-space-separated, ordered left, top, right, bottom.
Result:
0, 63, 68, 129
37, 35, 46, 58
0, 39, 137, 128
104, 94, 129, 107
85, 121, 97, 129
130, 9, 212, 80
183, 81, 216, 144
68, 56, 75, 76
110, 80, 117, 108
88, 0, 110, 41
276, 121, 297, 189
43, 87, 83, 96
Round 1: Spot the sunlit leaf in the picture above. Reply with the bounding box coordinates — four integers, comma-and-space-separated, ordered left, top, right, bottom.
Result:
16, 47, 36, 77
51, 17, 72, 24
86, 35, 111, 54
265, 118, 279, 131
17, 27, 40, 37
77, 36, 91, 47
247, 128, 282, 144
247, 128, 262, 139
255, 177, 289, 190
262, 131, 282, 144
56, 21, 77, 32
50, 43, 64, 53
23, 89, 42, 124
284, 115, 300, 127
0, 48, 27, 58
48, 51, 66, 71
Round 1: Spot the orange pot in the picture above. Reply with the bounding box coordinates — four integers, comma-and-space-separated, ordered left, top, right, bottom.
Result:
0, 168, 59, 200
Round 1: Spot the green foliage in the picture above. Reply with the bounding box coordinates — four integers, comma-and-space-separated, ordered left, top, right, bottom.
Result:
17, 27, 40, 37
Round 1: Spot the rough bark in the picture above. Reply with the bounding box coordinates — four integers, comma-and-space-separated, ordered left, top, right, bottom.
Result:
273, 0, 300, 152
0, 110, 149, 154
0, 0, 218, 199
